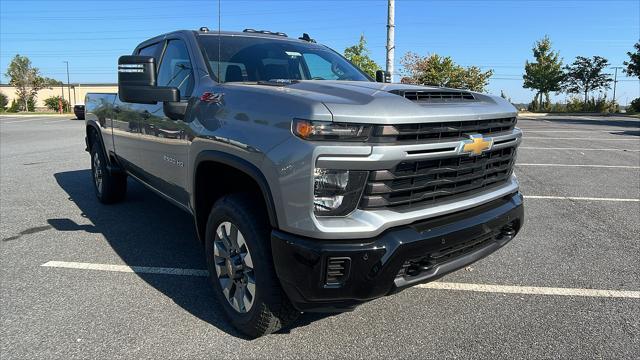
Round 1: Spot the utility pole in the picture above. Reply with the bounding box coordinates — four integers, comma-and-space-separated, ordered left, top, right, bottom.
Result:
63, 61, 71, 111
612, 66, 622, 105
386, 0, 395, 82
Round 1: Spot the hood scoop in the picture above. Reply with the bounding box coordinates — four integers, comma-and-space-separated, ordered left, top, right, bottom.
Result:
389, 89, 476, 103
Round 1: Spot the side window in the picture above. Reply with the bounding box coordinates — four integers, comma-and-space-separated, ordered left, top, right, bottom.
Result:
303, 53, 340, 80
138, 43, 162, 64
157, 39, 195, 99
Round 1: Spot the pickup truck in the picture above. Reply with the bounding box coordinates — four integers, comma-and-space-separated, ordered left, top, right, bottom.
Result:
85, 28, 524, 338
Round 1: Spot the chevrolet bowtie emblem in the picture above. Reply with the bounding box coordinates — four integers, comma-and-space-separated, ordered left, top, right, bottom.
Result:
461, 134, 493, 156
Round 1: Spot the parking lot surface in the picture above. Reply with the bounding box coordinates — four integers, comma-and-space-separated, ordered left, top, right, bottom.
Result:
1, 114, 639, 359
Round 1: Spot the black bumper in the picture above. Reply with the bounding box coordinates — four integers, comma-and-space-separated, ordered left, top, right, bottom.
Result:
271, 192, 524, 312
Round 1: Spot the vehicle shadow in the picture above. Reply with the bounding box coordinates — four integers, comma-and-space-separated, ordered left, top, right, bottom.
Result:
52, 170, 330, 339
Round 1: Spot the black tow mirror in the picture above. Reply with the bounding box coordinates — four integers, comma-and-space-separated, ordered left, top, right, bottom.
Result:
375, 70, 391, 83
118, 56, 179, 104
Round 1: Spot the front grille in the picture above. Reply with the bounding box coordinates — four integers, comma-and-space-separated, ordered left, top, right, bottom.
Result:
397, 230, 497, 279
370, 117, 517, 143
360, 146, 516, 209
396, 221, 518, 280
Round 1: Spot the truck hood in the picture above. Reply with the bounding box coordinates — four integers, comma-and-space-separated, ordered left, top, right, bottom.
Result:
269, 80, 517, 124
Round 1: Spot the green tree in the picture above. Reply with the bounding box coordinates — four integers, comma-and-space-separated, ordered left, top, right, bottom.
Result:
43, 95, 69, 112
343, 34, 380, 78
628, 98, 640, 113
523, 36, 565, 111
7, 99, 20, 112
400, 53, 493, 92
623, 42, 640, 79
500, 90, 512, 103
563, 56, 612, 104
0, 93, 8, 111
4, 54, 60, 112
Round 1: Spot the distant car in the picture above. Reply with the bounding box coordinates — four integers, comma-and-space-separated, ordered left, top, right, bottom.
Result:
74, 105, 85, 120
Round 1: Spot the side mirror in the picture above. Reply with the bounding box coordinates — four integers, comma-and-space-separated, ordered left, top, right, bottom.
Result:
375, 70, 391, 83
118, 55, 179, 104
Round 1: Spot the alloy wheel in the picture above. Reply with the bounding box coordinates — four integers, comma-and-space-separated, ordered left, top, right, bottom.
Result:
213, 221, 256, 313
92, 152, 103, 194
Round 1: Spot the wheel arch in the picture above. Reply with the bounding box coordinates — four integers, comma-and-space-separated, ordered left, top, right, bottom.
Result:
193, 151, 279, 242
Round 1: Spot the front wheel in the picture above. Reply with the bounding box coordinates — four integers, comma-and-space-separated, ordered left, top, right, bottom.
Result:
205, 193, 299, 338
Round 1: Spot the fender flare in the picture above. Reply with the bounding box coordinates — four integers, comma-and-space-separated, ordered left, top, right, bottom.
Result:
193, 150, 279, 229
86, 121, 124, 175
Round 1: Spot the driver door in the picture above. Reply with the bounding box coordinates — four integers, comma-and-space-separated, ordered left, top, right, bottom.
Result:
135, 38, 194, 206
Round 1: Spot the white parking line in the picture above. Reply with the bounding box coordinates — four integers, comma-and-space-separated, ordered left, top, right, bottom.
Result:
42, 261, 640, 299
417, 282, 640, 299
521, 130, 638, 133
44, 119, 70, 124
41, 261, 209, 276
517, 163, 640, 169
524, 195, 639, 202
1, 118, 46, 124
524, 137, 639, 141
520, 147, 640, 152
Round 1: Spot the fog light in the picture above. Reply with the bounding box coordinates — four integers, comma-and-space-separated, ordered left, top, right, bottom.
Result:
314, 169, 368, 216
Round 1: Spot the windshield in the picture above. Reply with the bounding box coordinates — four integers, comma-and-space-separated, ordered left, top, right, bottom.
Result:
198, 35, 371, 83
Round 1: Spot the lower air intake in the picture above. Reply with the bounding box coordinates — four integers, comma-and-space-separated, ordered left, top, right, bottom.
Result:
325, 257, 351, 287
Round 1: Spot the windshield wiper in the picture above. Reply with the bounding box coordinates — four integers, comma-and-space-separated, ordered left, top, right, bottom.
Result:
257, 79, 300, 86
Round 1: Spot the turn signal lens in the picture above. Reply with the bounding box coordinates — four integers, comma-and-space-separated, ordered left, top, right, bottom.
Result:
292, 119, 372, 141
294, 120, 314, 138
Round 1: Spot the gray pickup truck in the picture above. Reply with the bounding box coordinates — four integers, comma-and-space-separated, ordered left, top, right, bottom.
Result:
85, 28, 524, 338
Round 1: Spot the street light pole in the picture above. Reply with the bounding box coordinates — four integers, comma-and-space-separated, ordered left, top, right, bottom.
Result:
611, 66, 622, 106
386, 0, 395, 82
63, 61, 71, 111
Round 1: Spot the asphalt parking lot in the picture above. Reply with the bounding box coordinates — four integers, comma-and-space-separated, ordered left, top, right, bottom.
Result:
1, 114, 639, 359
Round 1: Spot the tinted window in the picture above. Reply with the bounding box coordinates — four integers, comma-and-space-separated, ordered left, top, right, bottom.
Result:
138, 43, 162, 63
157, 39, 195, 99
303, 53, 340, 80
198, 35, 370, 83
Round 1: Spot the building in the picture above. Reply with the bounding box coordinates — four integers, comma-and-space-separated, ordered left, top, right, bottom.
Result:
0, 83, 117, 110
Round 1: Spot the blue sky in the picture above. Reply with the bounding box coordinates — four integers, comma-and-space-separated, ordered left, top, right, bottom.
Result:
1, 0, 638, 104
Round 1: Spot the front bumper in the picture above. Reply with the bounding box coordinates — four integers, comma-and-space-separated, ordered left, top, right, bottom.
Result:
271, 191, 524, 312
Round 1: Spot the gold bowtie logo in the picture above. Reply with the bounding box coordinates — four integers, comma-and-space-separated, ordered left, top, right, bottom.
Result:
462, 134, 493, 156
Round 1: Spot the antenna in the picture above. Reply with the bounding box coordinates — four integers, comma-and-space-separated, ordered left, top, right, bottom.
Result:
217, 0, 221, 83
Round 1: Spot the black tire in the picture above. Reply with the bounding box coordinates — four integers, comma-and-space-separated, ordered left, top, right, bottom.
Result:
204, 193, 300, 338
90, 142, 127, 204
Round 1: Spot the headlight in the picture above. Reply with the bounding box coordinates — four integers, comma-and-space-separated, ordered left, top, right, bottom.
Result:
314, 169, 368, 216
293, 119, 372, 141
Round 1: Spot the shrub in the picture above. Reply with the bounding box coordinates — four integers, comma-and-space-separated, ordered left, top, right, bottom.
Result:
27, 96, 35, 112
7, 99, 20, 112
43, 95, 69, 112
565, 97, 584, 112
0, 93, 8, 110
629, 98, 640, 113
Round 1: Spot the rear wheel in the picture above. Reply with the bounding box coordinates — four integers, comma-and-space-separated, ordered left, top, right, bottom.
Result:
90, 142, 127, 204
205, 193, 299, 338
